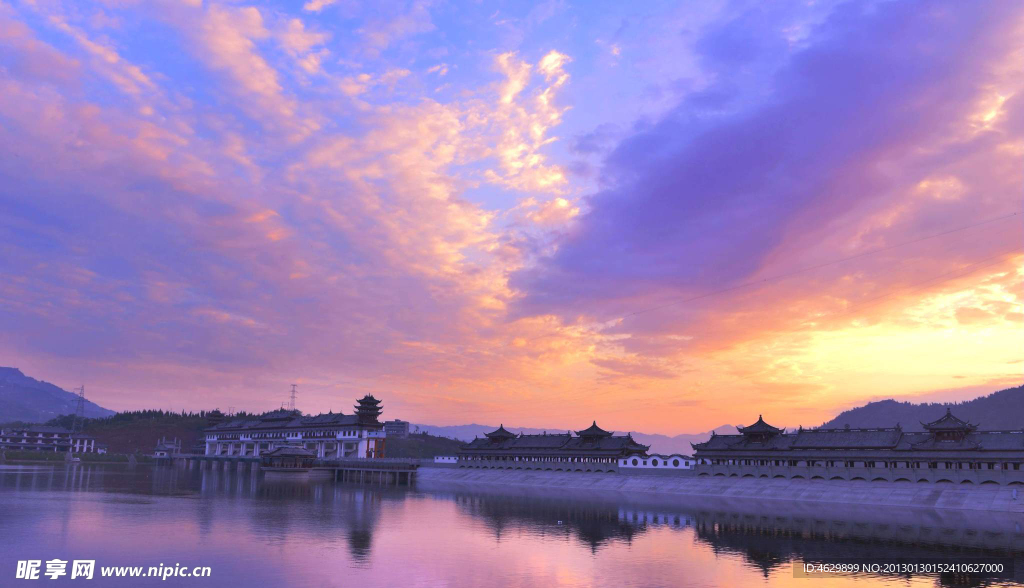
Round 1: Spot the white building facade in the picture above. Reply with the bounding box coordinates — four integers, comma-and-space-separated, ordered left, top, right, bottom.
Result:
204, 395, 386, 460
0, 426, 98, 453
619, 454, 694, 470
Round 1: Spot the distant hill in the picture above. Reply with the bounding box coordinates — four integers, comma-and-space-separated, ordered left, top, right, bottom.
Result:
410, 423, 739, 455
821, 384, 1024, 431
0, 367, 114, 423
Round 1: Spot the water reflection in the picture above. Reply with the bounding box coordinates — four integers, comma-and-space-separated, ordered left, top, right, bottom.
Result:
1, 464, 1023, 588
691, 514, 1024, 586
438, 490, 1024, 586
449, 493, 650, 552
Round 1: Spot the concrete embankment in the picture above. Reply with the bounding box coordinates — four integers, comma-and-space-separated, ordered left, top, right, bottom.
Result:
417, 466, 1024, 514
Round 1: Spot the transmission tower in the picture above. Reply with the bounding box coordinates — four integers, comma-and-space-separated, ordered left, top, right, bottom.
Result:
288, 384, 298, 412
71, 386, 86, 433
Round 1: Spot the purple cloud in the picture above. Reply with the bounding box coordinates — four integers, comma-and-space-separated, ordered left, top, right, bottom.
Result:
513, 1, 1022, 325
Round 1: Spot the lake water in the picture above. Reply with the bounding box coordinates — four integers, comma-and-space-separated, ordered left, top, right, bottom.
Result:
1, 464, 1022, 587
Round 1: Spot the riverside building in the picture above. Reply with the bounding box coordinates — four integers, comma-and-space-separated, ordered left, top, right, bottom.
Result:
457, 422, 649, 472
692, 410, 1024, 485
203, 395, 386, 459
384, 419, 410, 438
0, 426, 98, 453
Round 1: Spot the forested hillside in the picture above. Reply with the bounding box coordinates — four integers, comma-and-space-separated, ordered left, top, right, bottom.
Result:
821, 384, 1024, 431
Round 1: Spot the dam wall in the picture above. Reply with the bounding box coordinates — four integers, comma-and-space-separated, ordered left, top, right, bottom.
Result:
417, 466, 1024, 514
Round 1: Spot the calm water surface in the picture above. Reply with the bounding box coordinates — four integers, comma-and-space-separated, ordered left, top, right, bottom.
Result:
1, 464, 1022, 587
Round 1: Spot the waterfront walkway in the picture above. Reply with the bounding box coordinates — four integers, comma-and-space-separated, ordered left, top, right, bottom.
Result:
417, 466, 1024, 513
173, 455, 419, 485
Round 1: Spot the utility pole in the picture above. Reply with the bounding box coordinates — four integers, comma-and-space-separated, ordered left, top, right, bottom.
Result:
71, 386, 86, 433
288, 384, 298, 412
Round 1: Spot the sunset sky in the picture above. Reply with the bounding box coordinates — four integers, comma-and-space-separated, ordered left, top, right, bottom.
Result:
0, 0, 1021, 434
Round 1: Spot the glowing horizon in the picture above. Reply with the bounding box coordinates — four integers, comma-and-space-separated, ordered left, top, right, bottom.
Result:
0, 0, 1021, 435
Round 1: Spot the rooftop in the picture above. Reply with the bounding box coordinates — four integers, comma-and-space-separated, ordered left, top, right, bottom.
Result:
737, 416, 784, 436
693, 412, 1024, 453
921, 408, 978, 431
484, 424, 516, 440
207, 398, 383, 432
462, 424, 648, 456
575, 421, 613, 438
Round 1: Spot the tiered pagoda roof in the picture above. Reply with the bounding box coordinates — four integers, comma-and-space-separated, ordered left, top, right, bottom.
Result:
354, 394, 383, 425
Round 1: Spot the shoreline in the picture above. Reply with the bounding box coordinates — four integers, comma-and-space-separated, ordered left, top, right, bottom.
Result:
416, 466, 1024, 514
0, 459, 146, 465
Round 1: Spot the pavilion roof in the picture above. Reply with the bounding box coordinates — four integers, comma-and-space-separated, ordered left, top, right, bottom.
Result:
921, 408, 977, 431
460, 431, 647, 455
737, 415, 783, 435
575, 421, 613, 438
484, 424, 516, 439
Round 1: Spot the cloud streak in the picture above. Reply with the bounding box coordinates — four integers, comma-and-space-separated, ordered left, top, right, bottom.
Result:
0, 0, 1020, 433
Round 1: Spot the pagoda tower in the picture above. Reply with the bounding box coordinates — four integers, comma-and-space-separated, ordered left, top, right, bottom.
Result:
354, 394, 383, 425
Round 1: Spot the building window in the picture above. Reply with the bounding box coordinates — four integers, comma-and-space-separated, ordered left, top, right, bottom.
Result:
672, 459, 679, 467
